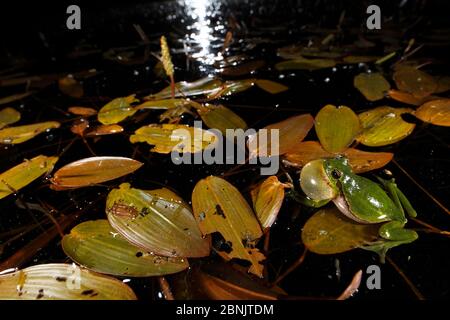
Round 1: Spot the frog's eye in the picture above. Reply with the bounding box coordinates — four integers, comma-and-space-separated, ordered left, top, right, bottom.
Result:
300, 159, 337, 201
331, 169, 342, 179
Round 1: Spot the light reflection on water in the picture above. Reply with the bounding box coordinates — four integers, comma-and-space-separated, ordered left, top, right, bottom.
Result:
178, 0, 225, 70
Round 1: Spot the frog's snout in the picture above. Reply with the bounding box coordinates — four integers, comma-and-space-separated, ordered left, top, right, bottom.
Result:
300, 159, 337, 201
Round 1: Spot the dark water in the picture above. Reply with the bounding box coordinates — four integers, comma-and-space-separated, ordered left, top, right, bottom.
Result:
0, 0, 449, 299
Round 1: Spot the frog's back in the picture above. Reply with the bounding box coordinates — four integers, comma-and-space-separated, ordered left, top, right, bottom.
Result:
340, 174, 405, 224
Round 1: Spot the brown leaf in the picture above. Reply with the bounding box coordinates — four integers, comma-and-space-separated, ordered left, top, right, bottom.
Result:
51, 156, 143, 189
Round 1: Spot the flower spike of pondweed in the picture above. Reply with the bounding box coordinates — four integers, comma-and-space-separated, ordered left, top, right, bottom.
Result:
160, 35, 175, 98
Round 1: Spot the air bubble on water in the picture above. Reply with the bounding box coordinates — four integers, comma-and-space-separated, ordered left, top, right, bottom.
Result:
324, 77, 330, 83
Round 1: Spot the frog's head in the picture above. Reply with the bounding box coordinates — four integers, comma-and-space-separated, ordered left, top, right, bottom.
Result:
300, 156, 352, 201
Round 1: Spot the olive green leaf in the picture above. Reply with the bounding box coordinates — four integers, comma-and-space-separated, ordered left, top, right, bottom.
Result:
302, 207, 380, 254
254, 80, 289, 94
146, 77, 223, 100
195, 104, 247, 135
414, 99, 450, 127
275, 57, 336, 71
191, 176, 265, 277
0, 263, 137, 300
129, 124, 217, 154
51, 156, 142, 189
353, 72, 390, 101
393, 66, 437, 98
0, 107, 21, 129
98, 95, 139, 125
358, 106, 415, 146
315, 105, 360, 153
62, 220, 189, 277
106, 183, 210, 258
0, 155, 58, 200
0, 121, 60, 144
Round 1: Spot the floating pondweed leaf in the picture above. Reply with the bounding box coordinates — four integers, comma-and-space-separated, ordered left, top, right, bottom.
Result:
0, 92, 33, 105
387, 89, 440, 106
195, 104, 247, 134
0, 107, 20, 129
68, 106, 97, 116
85, 124, 124, 136
393, 66, 438, 98
341, 148, 393, 173
248, 114, 314, 158
415, 99, 450, 126
353, 72, 390, 101
129, 124, 217, 154
220, 60, 266, 76
275, 56, 336, 71
0, 121, 60, 144
192, 176, 265, 277
62, 220, 189, 277
207, 79, 254, 99
358, 106, 415, 146
250, 176, 285, 230
97, 95, 139, 125
51, 156, 142, 189
146, 77, 222, 100
342, 55, 379, 64
283, 141, 393, 173
195, 271, 278, 300
435, 76, 450, 93
315, 105, 360, 153
302, 207, 380, 255
70, 119, 89, 136
0, 155, 58, 200
58, 76, 84, 98
0, 263, 137, 300
277, 45, 342, 59
136, 98, 191, 110
254, 79, 289, 94
106, 183, 210, 258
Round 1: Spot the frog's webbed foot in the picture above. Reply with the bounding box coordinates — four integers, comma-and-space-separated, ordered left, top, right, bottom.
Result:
362, 221, 418, 263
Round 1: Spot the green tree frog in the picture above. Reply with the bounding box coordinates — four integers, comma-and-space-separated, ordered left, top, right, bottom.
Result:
299, 157, 418, 260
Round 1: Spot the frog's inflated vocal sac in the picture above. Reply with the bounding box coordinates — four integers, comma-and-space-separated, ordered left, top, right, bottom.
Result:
300, 157, 418, 259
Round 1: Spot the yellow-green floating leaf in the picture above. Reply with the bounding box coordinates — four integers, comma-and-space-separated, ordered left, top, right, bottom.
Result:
415, 99, 450, 127
98, 95, 139, 125
315, 105, 360, 153
0, 107, 21, 129
51, 156, 142, 189
302, 207, 379, 255
353, 72, 390, 101
250, 176, 285, 230
254, 80, 289, 94
196, 104, 247, 135
0, 263, 137, 300
146, 77, 222, 100
192, 176, 265, 277
358, 106, 415, 146
62, 220, 189, 277
130, 124, 217, 154
106, 183, 210, 258
0, 121, 60, 144
0, 155, 58, 200
275, 57, 336, 71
